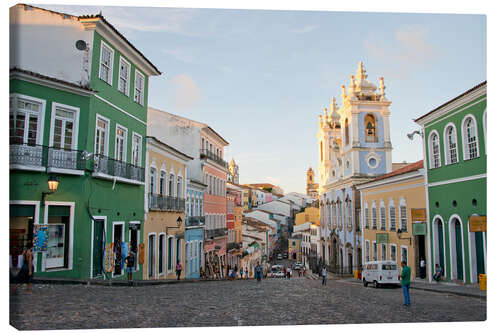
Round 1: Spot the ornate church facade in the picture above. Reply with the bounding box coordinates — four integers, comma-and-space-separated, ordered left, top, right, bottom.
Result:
316, 61, 393, 273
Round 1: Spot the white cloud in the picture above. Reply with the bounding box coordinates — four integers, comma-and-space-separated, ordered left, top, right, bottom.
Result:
171, 74, 201, 110
364, 25, 440, 79
291, 25, 319, 34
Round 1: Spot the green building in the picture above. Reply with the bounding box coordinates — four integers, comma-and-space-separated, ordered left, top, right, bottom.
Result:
415, 81, 486, 285
9, 4, 160, 280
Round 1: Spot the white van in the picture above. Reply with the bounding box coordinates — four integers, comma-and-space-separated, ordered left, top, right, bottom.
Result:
362, 261, 399, 288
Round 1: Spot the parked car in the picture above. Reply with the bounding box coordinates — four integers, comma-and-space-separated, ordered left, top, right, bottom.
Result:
293, 262, 303, 270
362, 261, 399, 288
271, 264, 285, 278
283, 253, 288, 259
277, 253, 283, 260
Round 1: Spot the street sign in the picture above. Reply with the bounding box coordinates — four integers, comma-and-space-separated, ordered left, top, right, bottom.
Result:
376, 233, 388, 244
469, 216, 486, 232
138, 243, 145, 265
411, 208, 426, 222
412, 222, 427, 235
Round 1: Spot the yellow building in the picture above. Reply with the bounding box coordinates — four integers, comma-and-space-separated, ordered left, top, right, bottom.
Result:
143, 136, 193, 280
295, 207, 320, 226
358, 160, 427, 280
288, 236, 302, 261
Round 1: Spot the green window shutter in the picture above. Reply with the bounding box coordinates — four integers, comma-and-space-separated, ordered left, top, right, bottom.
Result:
48, 205, 71, 217
10, 204, 35, 217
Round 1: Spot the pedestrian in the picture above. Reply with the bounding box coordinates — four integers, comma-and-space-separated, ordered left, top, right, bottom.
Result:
398, 260, 411, 306
321, 266, 327, 286
13, 243, 34, 294
245, 267, 248, 278
176, 260, 182, 280
419, 258, 426, 279
255, 263, 262, 282
228, 267, 233, 280
124, 249, 135, 285
433, 264, 442, 282
240, 267, 244, 279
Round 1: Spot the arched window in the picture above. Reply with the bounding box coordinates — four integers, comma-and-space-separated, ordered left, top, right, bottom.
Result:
332, 201, 337, 229
364, 203, 370, 229
169, 173, 175, 196
462, 115, 479, 160
159, 170, 166, 196
483, 109, 487, 154
345, 118, 349, 144
371, 202, 377, 229
399, 198, 408, 232
337, 200, 343, 231
149, 167, 157, 194
379, 200, 386, 230
365, 114, 377, 142
428, 131, 441, 169
346, 197, 352, 230
444, 124, 458, 165
177, 176, 183, 198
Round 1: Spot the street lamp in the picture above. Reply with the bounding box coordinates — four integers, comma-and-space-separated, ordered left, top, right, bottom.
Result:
42, 174, 59, 205
396, 229, 412, 245
407, 130, 423, 140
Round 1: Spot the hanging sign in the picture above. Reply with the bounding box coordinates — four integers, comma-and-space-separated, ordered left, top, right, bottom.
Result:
138, 243, 145, 265
412, 223, 427, 236
469, 216, 486, 232
104, 243, 114, 273
411, 208, 427, 222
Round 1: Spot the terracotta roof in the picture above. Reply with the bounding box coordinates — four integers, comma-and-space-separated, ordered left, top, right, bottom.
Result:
370, 160, 423, 182
10, 67, 97, 93
414, 81, 486, 123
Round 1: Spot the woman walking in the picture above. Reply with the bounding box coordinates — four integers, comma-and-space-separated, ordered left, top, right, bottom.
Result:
13, 244, 34, 294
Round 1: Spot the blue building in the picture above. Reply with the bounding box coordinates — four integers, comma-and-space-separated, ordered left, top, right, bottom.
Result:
185, 179, 206, 278
316, 62, 393, 273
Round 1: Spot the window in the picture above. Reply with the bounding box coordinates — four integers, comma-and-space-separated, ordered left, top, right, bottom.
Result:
95, 115, 109, 156
332, 202, 337, 229
159, 171, 166, 196
444, 125, 458, 164
483, 110, 487, 153
10, 95, 43, 145
134, 70, 145, 105
168, 174, 175, 196
365, 240, 370, 263
51, 105, 77, 150
158, 234, 165, 275
380, 202, 386, 230
177, 176, 183, 198
131, 133, 142, 167
115, 125, 127, 162
99, 41, 114, 85
118, 57, 130, 95
365, 114, 377, 142
176, 238, 182, 263
463, 116, 479, 160
337, 201, 343, 230
390, 244, 397, 262
401, 246, 408, 263
429, 132, 441, 168
167, 237, 173, 271
381, 244, 387, 261
346, 198, 352, 229
389, 204, 396, 231
149, 167, 157, 194
373, 242, 377, 261
372, 205, 377, 229
400, 202, 408, 232
364, 206, 370, 229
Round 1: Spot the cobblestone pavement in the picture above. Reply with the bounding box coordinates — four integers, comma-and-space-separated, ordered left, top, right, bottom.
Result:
9, 276, 486, 330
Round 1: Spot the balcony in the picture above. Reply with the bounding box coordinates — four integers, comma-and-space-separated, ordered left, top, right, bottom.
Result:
148, 193, 185, 212
205, 228, 227, 239
199, 149, 228, 168
93, 154, 144, 184
186, 216, 205, 227
227, 242, 242, 251
10, 143, 86, 174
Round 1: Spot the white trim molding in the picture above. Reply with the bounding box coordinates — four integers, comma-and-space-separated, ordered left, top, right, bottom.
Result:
428, 173, 486, 188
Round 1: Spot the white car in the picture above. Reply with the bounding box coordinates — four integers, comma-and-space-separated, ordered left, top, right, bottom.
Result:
277, 254, 283, 260
293, 262, 303, 270
271, 264, 285, 278
362, 261, 399, 288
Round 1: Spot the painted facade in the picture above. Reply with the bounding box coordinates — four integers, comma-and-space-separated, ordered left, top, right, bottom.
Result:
143, 136, 192, 280
295, 207, 320, 226
316, 62, 392, 274
9, 4, 160, 280
185, 179, 206, 279
415, 82, 486, 284
358, 161, 427, 280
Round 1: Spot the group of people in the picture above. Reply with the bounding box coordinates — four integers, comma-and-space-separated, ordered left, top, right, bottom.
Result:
10, 244, 34, 294
227, 265, 250, 279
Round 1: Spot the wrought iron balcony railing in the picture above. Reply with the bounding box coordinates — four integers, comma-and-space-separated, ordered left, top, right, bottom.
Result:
199, 149, 228, 168
227, 242, 242, 251
186, 216, 205, 227
94, 154, 144, 182
148, 193, 185, 212
205, 228, 227, 239
10, 143, 86, 171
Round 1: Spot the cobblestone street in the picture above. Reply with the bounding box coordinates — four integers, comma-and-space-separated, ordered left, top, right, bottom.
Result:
10, 276, 486, 330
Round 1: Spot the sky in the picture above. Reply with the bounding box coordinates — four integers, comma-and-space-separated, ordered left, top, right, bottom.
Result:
37, 1, 486, 194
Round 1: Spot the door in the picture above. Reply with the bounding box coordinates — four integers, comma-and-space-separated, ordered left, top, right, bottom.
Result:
130, 227, 139, 270
148, 234, 155, 278
92, 219, 104, 277
113, 224, 123, 275
437, 221, 445, 272
455, 222, 463, 280
475, 232, 485, 275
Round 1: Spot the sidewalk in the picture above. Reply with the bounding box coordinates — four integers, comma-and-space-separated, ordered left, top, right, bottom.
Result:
319, 271, 486, 299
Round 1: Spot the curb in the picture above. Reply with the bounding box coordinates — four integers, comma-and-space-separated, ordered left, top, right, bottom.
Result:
30, 277, 256, 287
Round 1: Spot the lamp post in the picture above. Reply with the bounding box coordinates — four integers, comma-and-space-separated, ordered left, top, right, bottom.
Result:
396, 228, 412, 245
407, 130, 423, 141
41, 174, 59, 205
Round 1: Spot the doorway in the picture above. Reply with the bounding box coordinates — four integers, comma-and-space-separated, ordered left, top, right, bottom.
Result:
148, 234, 156, 278
416, 235, 426, 278
113, 224, 123, 276
92, 219, 104, 277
